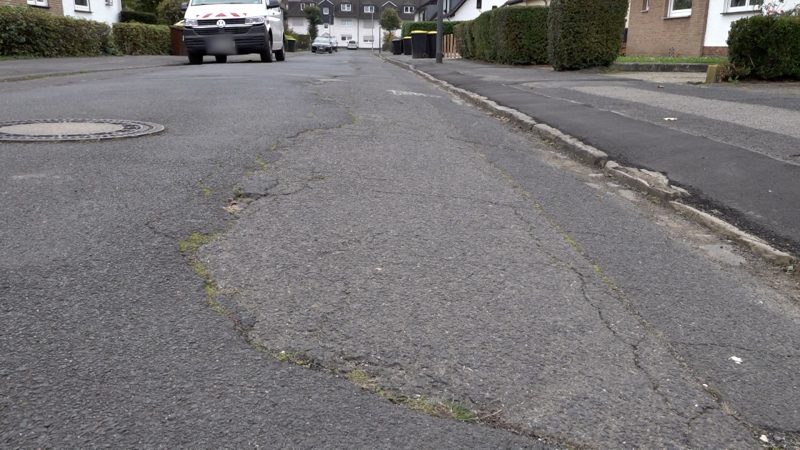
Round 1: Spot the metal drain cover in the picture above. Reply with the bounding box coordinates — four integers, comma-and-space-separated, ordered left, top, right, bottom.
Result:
0, 119, 164, 142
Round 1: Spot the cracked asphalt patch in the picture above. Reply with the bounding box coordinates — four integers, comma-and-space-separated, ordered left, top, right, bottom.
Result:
199, 56, 763, 447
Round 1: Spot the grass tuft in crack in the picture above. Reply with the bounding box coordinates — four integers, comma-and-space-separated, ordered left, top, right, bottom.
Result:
179, 231, 230, 316
346, 369, 477, 423
255, 156, 269, 171
179, 231, 217, 254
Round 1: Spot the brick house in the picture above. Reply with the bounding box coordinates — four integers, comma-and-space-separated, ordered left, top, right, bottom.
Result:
287, 0, 423, 48
3, 0, 121, 24
627, 0, 800, 57
3, 0, 64, 16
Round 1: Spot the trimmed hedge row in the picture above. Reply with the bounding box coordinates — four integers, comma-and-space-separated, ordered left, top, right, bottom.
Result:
112, 22, 170, 55
728, 15, 800, 80
454, 7, 548, 65
0, 6, 170, 57
119, 10, 158, 24
547, 0, 627, 70
401, 20, 462, 37
0, 5, 112, 57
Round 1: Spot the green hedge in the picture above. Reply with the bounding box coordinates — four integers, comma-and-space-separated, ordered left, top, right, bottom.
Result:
728, 15, 800, 80
112, 22, 170, 55
295, 34, 311, 50
454, 21, 473, 59
454, 7, 548, 65
547, 0, 627, 70
119, 10, 158, 24
0, 5, 112, 57
494, 7, 548, 64
401, 20, 462, 37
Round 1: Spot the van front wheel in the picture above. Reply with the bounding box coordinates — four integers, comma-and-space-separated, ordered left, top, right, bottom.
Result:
260, 37, 274, 63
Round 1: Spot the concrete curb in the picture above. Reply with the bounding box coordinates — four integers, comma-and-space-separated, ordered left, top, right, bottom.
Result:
670, 202, 795, 266
0, 63, 185, 83
383, 56, 797, 269
610, 62, 709, 73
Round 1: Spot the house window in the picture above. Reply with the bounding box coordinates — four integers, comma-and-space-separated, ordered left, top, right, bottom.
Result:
340, 18, 352, 26
363, 34, 374, 42
323, 6, 329, 14
403, 5, 414, 13
668, 0, 692, 17
642, 0, 650, 11
341, 3, 351, 11
364, 5, 374, 13
26, 0, 49, 7
726, 0, 762, 12
299, 2, 305, 10
476, 0, 481, 8
341, 34, 352, 40
74, 0, 91, 11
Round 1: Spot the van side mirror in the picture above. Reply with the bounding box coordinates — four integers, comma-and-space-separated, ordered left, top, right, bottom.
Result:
266, 0, 280, 8
180, 1, 188, 10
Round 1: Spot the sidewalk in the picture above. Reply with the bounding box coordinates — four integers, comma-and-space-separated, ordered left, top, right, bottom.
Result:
385, 54, 800, 257
0, 55, 185, 82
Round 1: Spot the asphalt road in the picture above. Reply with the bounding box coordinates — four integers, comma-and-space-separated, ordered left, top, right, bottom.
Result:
0, 52, 542, 448
405, 59, 800, 256
1, 51, 799, 448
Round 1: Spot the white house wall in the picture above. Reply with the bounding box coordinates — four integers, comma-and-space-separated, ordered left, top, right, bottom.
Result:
63, 0, 121, 24
291, 17, 397, 48
448, 0, 508, 21
705, 0, 800, 47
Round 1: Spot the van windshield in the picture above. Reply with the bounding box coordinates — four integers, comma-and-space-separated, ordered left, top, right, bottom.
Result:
191, 0, 261, 4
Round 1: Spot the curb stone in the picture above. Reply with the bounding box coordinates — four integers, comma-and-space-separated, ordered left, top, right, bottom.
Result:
382, 56, 797, 269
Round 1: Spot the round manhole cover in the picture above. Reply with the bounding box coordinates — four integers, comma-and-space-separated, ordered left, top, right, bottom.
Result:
0, 119, 164, 142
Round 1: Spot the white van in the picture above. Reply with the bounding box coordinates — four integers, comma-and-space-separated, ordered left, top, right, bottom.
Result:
181, 0, 285, 64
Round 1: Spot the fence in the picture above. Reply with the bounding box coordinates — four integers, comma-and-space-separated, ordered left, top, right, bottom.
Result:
443, 34, 461, 59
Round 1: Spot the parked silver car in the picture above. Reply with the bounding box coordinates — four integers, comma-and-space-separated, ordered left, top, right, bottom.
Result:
311, 36, 333, 53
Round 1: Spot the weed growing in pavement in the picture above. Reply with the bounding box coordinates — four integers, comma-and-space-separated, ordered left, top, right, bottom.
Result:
344, 368, 478, 423
179, 231, 216, 254
255, 156, 269, 171
562, 234, 582, 252
198, 182, 213, 198
178, 231, 231, 317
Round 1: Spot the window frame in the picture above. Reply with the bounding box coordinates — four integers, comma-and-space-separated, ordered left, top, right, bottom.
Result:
322, 6, 329, 14
641, 0, 650, 11
26, 0, 49, 7
363, 4, 374, 13
73, 0, 92, 12
402, 4, 414, 13
725, 0, 762, 13
667, 0, 692, 17
340, 2, 351, 11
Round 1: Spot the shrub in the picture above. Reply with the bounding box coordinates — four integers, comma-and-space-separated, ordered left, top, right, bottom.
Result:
119, 10, 159, 24
295, 34, 311, 50
454, 7, 547, 65
547, 0, 627, 70
493, 7, 548, 64
112, 22, 170, 54
0, 5, 112, 57
401, 21, 462, 37
728, 15, 800, 79
454, 21, 473, 59
156, 0, 185, 25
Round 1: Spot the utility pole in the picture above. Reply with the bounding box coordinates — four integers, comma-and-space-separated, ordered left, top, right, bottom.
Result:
435, 0, 443, 63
